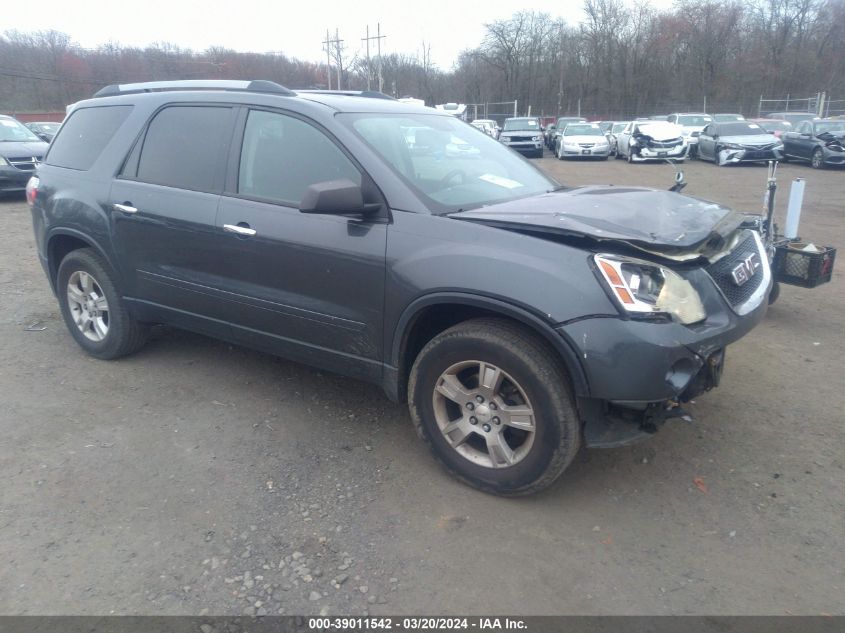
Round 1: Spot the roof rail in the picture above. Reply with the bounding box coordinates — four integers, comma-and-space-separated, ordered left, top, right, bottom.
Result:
93, 79, 295, 98
296, 89, 395, 101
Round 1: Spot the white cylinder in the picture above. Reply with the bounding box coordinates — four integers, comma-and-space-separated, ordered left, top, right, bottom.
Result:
785, 178, 805, 240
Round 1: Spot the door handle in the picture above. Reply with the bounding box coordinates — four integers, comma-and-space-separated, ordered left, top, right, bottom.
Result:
113, 202, 137, 214
223, 223, 257, 237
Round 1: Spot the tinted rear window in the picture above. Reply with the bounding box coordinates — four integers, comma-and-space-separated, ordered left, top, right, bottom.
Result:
45, 105, 132, 170
134, 106, 232, 192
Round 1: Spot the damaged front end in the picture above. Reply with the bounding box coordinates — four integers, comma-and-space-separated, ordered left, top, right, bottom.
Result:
718, 142, 783, 166
450, 184, 772, 449
630, 132, 688, 161
816, 132, 845, 165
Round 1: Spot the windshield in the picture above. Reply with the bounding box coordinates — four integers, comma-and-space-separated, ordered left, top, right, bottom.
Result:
341, 113, 557, 213
718, 122, 767, 136
563, 124, 604, 136
503, 118, 540, 131
37, 122, 61, 132
611, 122, 628, 133
815, 121, 845, 134
556, 117, 584, 127
0, 118, 41, 142
677, 115, 712, 126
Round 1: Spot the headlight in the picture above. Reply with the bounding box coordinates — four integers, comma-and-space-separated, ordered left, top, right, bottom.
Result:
532, 136, 541, 141
594, 254, 706, 324
0, 156, 9, 166
720, 143, 743, 150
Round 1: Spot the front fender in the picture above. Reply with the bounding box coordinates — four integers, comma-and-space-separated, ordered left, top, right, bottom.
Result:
388, 292, 590, 399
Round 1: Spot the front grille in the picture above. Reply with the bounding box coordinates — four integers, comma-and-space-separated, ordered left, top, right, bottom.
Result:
578, 143, 595, 148
510, 136, 532, 142
8, 156, 42, 171
706, 232, 765, 308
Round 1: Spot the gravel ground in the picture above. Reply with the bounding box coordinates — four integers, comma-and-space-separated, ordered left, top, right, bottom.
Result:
0, 156, 842, 616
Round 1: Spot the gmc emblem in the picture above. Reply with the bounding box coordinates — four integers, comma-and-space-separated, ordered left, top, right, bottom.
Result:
731, 252, 761, 286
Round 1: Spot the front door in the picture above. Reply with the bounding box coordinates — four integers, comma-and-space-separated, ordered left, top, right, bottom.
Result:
213, 108, 388, 381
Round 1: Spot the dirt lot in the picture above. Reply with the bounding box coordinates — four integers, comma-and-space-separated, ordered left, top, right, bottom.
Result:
0, 156, 842, 616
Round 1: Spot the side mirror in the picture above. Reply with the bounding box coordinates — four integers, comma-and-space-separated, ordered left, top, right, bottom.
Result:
299, 179, 377, 216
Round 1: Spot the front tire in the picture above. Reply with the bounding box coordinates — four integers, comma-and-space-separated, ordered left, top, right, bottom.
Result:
57, 248, 149, 359
811, 147, 825, 169
408, 318, 581, 496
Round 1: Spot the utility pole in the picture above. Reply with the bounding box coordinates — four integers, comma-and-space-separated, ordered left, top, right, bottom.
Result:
335, 28, 343, 90
361, 26, 372, 90
361, 24, 387, 92
322, 29, 332, 89
377, 23, 384, 93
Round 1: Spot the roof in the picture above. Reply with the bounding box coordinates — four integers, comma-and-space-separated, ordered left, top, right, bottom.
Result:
82, 80, 437, 117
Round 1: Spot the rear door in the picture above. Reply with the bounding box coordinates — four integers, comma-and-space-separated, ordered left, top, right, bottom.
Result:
213, 107, 388, 381
110, 104, 237, 336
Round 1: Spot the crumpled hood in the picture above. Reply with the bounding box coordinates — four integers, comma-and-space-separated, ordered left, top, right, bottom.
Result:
450, 185, 743, 255
0, 141, 49, 157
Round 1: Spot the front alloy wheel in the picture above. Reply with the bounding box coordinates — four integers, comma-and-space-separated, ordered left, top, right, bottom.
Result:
433, 360, 535, 468
408, 318, 581, 496
811, 148, 825, 169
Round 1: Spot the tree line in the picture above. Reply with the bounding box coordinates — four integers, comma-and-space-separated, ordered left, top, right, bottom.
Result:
2, 0, 843, 119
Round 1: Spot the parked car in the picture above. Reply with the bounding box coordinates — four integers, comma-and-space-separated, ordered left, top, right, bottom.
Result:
551, 117, 587, 153
749, 118, 792, 139
712, 113, 745, 122
608, 121, 630, 156
25, 121, 62, 142
28, 80, 772, 495
666, 113, 712, 156
499, 116, 544, 157
782, 119, 845, 168
555, 122, 610, 160
616, 120, 688, 162
764, 112, 818, 127
471, 119, 500, 139
697, 121, 783, 165
0, 115, 50, 195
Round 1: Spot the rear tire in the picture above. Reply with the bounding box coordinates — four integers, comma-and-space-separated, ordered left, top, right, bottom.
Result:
408, 318, 581, 496
57, 248, 149, 360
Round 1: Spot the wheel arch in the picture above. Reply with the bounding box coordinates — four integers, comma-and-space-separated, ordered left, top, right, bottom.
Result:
387, 293, 590, 403
46, 229, 119, 292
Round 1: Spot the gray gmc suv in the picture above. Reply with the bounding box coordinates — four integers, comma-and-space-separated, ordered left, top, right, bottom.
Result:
28, 80, 771, 495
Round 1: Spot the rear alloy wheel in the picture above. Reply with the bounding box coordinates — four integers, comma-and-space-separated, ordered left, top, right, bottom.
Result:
57, 248, 149, 359
811, 147, 825, 169
408, 318, 580, 496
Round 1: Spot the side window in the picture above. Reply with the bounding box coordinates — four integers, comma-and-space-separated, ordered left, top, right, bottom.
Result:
238, 110, 360, 206
134, 106, 232, 191
46, 105, 133, 170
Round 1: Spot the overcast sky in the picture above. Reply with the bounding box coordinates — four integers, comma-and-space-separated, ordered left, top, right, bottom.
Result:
4, 0, 674, 69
